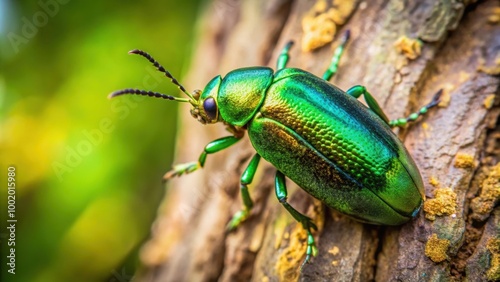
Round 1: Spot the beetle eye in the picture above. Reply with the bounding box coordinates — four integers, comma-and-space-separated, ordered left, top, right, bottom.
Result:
203, 97, 218, 120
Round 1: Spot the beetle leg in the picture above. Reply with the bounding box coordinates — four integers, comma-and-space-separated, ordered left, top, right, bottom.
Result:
226, 154, 261, 231
347, 86, 443, 128
322, 30, 350, 81
163, 136, 241, 181
388, 89, 442, 127
275, 170, 318, 268
276, 41, 294, 70
346, 85, 391, 123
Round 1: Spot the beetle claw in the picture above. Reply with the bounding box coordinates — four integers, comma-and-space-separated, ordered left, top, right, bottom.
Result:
300, 230, 317, 271
162, 162, 199, 182
226, 210, 249, 231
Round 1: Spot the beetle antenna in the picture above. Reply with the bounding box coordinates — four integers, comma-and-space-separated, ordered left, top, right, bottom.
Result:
108, 88, 190, 102
128, 49, 196, 102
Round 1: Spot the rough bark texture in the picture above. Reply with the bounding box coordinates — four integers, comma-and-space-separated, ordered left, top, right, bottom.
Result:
136, 0, 500, 281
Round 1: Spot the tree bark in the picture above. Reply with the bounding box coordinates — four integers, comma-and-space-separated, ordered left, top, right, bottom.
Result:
136, 0, 500, 281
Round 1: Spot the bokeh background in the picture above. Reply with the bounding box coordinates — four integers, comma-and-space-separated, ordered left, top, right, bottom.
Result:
0, 0, 205, 281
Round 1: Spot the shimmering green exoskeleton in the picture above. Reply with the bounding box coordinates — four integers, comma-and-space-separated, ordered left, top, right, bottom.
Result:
110, 31, 441, 268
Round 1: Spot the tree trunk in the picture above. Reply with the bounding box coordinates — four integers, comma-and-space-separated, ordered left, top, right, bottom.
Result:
135, 0, 500, 281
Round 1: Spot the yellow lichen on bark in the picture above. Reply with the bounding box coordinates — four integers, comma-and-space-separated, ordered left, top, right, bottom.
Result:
488, 7, 500, 23
394, 36, 422, 60
483, 94, 496, 109
429, 176, 440, 187
275, 223, 308, 281
470, 164, 500, 220
487, 238, 500, 281
328, 246, 340, 266
423, 188, 457, 221
301, 0, 357, 51
425, 234, 450, 263
454, 153, 475, 169
478, 55, 500, 75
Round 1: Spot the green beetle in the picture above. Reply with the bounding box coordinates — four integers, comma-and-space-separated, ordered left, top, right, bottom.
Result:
110, 31, 441, 267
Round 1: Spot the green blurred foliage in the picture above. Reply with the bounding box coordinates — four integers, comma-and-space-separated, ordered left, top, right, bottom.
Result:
0, 0, 205, 281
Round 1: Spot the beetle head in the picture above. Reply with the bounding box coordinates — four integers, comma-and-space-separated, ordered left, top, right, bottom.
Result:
189, 75, 222, 125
